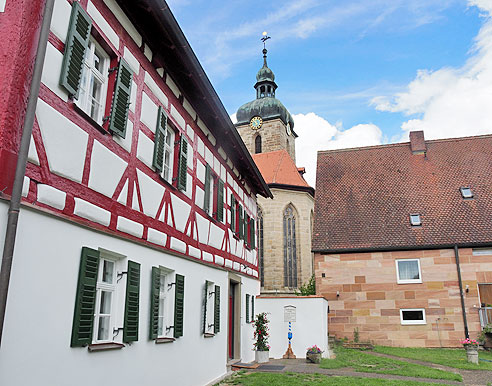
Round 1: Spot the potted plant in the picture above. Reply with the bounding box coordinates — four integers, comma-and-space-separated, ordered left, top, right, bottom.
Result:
480, 324, 492, 349
460, 338, 479, 364
306, 345, 323, 364
253, 312, 270, 363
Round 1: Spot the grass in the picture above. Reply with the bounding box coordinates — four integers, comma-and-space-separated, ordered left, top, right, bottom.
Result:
319, 345, 462, 382
374, 346, 492, 370
217, 372, 453, 386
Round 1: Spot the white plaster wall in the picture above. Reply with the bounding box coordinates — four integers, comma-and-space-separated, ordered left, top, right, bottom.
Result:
256, 297, 329, 360
0, 207, 260, 386
0, 201, 8, 266
240, 278, 260, 363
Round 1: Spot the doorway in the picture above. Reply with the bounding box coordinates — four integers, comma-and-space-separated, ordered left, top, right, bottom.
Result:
228, 276, 241, 360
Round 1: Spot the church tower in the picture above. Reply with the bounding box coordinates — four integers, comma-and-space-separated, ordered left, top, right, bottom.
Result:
236, 46, 297, 161
235, 38, 314, 295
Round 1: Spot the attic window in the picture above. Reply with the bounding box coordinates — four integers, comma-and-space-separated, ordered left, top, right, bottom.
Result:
460, 187, 473, 199
409, 214, 421, 226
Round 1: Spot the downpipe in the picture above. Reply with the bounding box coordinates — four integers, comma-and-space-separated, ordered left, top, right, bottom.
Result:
0, 0, 55, 346
454, 245, 469, 339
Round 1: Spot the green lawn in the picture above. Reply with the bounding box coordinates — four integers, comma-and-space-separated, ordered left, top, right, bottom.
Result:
319, 346, 462, 382
374, 346, 492, 370
218, 372, 454, 386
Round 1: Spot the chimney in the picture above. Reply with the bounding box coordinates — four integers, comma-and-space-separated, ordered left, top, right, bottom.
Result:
409, 131, 426, 155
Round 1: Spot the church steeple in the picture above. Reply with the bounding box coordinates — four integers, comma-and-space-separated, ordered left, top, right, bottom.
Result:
255, 34, 277, 99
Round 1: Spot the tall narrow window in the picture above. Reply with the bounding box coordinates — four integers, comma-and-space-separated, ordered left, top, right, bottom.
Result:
255, 135, 262, 154
283, 205, 298, 288
258, 206, 264, 287
76, 39, 109, 124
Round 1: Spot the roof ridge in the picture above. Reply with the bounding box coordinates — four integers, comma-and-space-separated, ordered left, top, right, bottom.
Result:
318, 133, 492, 155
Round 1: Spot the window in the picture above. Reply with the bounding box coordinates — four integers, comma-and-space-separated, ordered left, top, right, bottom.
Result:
150, 268, 185, 341
400, 309, 426, 325
283, 205, 298, 288
204, 164, 224, 222
202, 281, 220, 336
94, 255, 118, 343
396, 259, 422, 284
255, 135, 262, 154
60, 2, 132, 139
162, 126, 175, 183
153, 108, 179, 185
76, 39, 109, 125
258, 206, 264, 287
156, 269, 175, 339
409, 214, 421, 226
71, 247, 141, 348
473, 248, 492, 256
460, 187, 473, 199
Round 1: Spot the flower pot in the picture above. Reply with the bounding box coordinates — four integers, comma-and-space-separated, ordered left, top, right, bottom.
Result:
255, 350, 269, 363
306, 352, 322, 364
465, 346, 479, 365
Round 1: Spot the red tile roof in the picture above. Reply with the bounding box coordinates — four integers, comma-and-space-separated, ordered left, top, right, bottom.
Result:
312, 133, 492, 252
252, 150, 312, 189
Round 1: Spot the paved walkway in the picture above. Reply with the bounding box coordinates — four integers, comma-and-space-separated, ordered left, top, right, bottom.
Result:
239, 355, 492, 385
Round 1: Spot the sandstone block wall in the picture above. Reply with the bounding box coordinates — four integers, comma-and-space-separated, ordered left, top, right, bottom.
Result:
236, 119, 296, 161
259, 188, 314, 294
315, 248, 492, 347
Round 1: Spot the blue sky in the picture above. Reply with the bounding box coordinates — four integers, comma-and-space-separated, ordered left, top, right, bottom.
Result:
168, 0, 492, 185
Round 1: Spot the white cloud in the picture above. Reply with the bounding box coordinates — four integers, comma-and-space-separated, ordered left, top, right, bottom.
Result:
294, 113, 383, 186
371, 0, 492, 141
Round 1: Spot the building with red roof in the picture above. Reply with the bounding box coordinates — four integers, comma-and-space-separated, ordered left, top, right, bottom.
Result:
313, 131, 492, 347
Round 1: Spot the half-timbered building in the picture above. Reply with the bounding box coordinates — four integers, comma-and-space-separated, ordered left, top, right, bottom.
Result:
0, 1, 271, 385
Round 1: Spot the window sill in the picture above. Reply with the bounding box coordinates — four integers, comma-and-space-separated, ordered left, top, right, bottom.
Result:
73, 103, 108, 135
155, 337, 176, 344
204, 333, 215, 338
397, 280, 422, 285
88, 342, 125, 352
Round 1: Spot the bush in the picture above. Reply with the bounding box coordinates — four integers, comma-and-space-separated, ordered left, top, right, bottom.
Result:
296, 274, 315, 296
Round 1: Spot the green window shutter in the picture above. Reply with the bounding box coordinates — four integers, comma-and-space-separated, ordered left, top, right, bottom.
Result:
238, 205, 244, 239
177, 137, 188, 191
251, 296, 255, 321
108, 59, 133, 138
71, 247, 100, 347
230, 195, 236, 232
246, 294, 250, 323
251, 218, 256, 249
217, 179, 224, 222
60, 2, 92, 98
149, 267, 160, 340
152, 107, 167, 172
174, 274, 185, 338
202, 280, 209, 334
123, 260, 140, 343
204, 165, 211, 213
214, 285, 220, 334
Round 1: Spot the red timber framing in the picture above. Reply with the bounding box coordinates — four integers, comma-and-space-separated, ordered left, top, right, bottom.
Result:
0, 0, 268, 279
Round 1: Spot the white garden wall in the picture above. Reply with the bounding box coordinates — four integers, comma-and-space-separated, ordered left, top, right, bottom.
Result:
0, 203, 258, 386
256, 296, 329, 359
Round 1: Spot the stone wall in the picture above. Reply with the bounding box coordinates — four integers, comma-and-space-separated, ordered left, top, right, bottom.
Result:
315, 248, 492, 347
236, 118, 296, 162
259, 188, 314, 294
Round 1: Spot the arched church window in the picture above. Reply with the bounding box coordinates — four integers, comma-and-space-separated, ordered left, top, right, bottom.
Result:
255, 135, 262, 154
283, 205, 298, 288
258, 206, 264, 287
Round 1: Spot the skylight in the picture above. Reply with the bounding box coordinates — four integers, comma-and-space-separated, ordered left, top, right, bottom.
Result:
460, 187, 473, 199
409, 214, 421, 226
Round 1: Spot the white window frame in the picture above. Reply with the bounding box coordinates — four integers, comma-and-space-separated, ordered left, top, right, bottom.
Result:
161, 127, 175, 184
157, 268, 175, 339
76, 38, 110, 125
207, 173, 215, 218
93, 249, 125, 344
400, 308, 426, 325
473, 248, 492, 256
204, 281, 216, 334
396, 259, 422, 284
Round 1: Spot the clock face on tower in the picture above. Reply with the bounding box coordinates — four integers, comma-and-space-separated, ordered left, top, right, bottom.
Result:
249, 116, 263, 130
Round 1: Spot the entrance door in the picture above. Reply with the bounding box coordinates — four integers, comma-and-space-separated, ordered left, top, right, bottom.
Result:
228, 282, 235, 359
